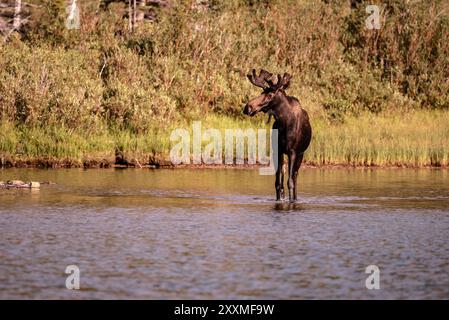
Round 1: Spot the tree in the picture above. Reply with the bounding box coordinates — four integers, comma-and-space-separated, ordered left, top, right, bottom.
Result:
13, 0, 22, 29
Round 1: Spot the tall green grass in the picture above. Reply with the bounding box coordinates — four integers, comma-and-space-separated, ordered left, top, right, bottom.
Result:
1, 111, 448, 167
309, 111, 449, 167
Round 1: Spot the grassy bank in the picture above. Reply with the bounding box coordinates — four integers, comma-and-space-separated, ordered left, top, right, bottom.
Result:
1, 110, 448, 168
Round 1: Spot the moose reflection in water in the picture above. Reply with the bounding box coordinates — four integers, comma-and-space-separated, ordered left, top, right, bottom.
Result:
243, 69, 312, 201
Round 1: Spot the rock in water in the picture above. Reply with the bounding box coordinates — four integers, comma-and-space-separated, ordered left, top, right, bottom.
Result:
0, 180, 41, 188
7, 180, 25, 186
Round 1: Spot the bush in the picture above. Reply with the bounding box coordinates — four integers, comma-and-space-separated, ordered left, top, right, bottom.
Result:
341, 0, 449, 109
0, 41, 103, 129
1, 0, 448, 132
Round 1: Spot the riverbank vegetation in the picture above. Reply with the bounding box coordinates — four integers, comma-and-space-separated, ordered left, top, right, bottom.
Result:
1, 0, 448, 167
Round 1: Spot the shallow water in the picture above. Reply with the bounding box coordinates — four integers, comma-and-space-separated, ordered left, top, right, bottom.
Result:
0, 168, 448, 299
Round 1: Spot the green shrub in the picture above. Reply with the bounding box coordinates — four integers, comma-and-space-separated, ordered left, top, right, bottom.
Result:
1, 0, 448, 166
0, 42, 103, 129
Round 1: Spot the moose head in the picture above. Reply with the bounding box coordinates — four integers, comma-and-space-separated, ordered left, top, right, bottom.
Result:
243, 69, 292, 117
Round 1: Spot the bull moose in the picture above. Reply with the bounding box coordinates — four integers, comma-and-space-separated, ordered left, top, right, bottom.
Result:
243, 69, 312, 201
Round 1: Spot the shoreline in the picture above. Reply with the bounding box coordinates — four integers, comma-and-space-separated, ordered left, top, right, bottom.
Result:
0, 157, 447, 169
2, 111, 448, 170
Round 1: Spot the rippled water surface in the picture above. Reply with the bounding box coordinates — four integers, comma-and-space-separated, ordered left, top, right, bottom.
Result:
1, 168, 449, 299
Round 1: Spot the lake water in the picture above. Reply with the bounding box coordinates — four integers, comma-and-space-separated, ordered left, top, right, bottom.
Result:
0, 168, 448, 299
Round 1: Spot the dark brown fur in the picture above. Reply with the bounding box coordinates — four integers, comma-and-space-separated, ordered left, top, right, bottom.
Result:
243, 69, 312, 201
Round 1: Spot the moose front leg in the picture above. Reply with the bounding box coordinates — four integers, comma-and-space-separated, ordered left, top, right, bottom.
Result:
275, 153, 284, 201
281, 162, 286, 199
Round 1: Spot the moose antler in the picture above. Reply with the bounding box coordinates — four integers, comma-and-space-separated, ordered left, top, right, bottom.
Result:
247, 69, 274, 90
272, 73, 292, 91
247, 69, 292, 91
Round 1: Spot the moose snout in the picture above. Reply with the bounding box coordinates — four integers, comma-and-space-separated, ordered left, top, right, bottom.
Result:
243, 103, 256, 116
243, 104, 251, 115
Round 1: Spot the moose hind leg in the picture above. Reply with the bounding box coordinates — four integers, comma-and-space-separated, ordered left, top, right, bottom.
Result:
292, 153, 304, 201
287, 153, 296, 201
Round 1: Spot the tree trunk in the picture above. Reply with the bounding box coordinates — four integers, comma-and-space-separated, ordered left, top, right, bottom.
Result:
136, 0, 145, 23
128, 0, 133, 32
68, 0, 77, 20
13, 0, 21, 29
133, 0, 136, 29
